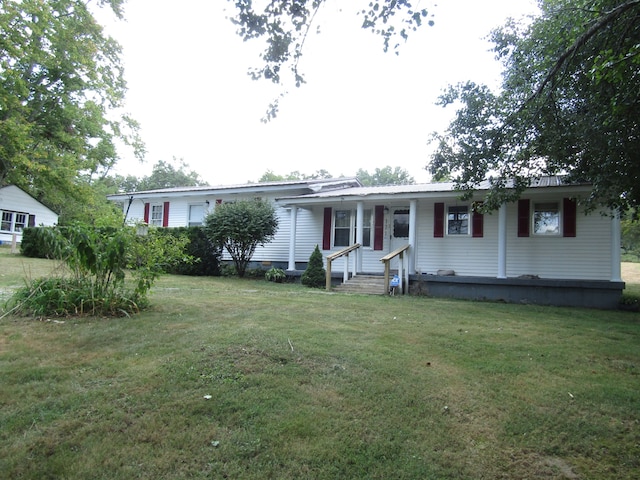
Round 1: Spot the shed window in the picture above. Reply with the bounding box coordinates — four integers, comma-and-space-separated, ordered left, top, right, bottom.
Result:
1, 211, 27, 233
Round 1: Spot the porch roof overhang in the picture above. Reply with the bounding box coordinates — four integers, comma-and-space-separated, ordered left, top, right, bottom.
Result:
275, 176, 593, 208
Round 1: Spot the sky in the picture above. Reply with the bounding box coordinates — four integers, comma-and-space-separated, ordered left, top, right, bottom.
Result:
100, 0, 540, 186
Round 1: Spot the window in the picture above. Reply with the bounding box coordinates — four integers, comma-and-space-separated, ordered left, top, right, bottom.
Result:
533, 202, 559, 235
393, 209, 410, 238
362, 209, 372, 247
150, 204, 163, 226
1, 211, 28, 232
188, 204, 205, 227
333, 210, 351, 247
447, 206, 469, 235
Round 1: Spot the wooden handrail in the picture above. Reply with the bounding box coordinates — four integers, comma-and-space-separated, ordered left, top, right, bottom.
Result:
380, 244, 410, 295
379, 244, 410, 262
326, 243, 361, 261
325, 243, 361, 290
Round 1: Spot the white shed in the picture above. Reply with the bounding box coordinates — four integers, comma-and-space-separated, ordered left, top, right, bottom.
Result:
0, 185, 59, 244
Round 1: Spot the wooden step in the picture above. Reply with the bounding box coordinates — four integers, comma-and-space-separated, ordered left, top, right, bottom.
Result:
332, 275, 388, 295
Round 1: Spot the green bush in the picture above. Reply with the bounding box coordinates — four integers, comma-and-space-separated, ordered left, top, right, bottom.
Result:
7, 224, 191, 317
301, 245, 326, 288
20, 227, 58, 258
265, 267, 286, 282
155, 227, 221, 276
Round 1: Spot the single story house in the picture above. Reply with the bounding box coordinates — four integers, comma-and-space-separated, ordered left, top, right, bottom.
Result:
107, 176, 624, 309
0, 185, 59, 244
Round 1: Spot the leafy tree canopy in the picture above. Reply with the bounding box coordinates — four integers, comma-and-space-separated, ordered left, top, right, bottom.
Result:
257, 169, 332, 182
429, 0, 640, 213
0, 0, 143, 218
134, 159, 206, 191
356, 166, 415, 186
204, 199, 278, 277
227, 0, 434, 120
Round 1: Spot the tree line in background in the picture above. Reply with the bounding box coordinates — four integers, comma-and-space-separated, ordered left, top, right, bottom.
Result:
2, 1, 639, 259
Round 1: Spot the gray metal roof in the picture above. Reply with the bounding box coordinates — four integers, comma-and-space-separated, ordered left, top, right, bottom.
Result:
106, 177, 362, 201
275, 176, 590, 205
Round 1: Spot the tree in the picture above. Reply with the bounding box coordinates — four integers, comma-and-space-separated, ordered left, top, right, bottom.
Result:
135, 159, 206, 191
204, 199, 279, 277
257, 169, 332, 182
429, 0, 640, 213
301, 244, 325, 288
356, 166, 415, 186
0, 0, 143, 218
227, 0, 434, 120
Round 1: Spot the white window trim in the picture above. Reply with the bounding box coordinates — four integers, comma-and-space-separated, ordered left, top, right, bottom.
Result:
532, 201, 561, 236
332, 209, 373, 249
446, 205, 470, 236
1, 210, 28, 233
150, 204, 164, 226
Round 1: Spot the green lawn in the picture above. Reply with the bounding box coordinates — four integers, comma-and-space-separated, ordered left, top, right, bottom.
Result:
1, 250, 639, 479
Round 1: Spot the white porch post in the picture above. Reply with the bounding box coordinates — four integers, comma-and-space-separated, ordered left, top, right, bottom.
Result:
408, 200, 417, 274
356, 201, 364, 273
287, 206, 297, 271
497, 203, 507, 279
611, 210, 622, 282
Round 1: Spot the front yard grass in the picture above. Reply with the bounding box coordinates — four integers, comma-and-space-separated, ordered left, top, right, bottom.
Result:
1, 250, 639, 479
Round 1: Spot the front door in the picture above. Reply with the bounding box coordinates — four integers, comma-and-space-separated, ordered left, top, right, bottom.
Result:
390, 207, 410, 269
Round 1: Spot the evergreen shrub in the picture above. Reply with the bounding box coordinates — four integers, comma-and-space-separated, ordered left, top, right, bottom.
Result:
301, 245, 325, 288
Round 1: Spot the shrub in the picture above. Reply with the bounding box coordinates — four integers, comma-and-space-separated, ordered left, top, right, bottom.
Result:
20, 227, 58, 258
265, 267, 286, 282
301, 245, 325, 288
155, 227, 221, 276
7, 224, 191, 317
204, 199, 278, 277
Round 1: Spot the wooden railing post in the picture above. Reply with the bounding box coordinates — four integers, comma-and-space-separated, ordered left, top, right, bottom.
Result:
325, 243, 361, 291
379, 244, 411, 295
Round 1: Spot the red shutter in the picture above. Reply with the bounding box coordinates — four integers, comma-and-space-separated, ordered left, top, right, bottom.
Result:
162, 201, 170, 227
28, 215, 36, 227
322, 207, 332, 250
373, 205, 384, 250
143, 203, 150, 224
517, 199, 530, 237
563, 197, 577, 237
472, 203, 484, 238
434, 203, 444, 238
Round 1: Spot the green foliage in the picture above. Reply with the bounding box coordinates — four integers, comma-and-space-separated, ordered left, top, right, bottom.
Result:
0, 0, 144, 222
228, 1, 434, 120
7, 225, 190, 317
20, 227, 57, 259
204, 199, 278, 278
430, 0, 640, 213
356, 166, 415, 186
257, 169, 333, 182
131, 158, 207, 192
265, 267, 286, 282
154, 227, 221, 276
301, 244, 325, 288
621, 214, 640, 258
